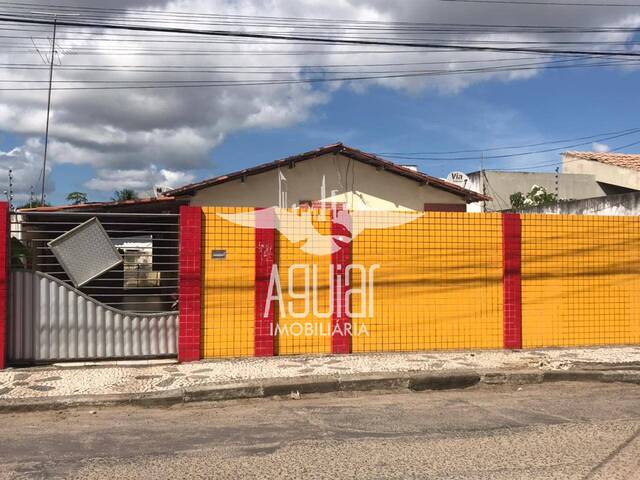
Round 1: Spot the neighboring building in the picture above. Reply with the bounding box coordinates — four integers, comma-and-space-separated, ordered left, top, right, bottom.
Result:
515, 191, 640, 216
562, 151, 640, 195
466, 170, 605, 212
466, 151, 640, 212
166, 143, 487, 211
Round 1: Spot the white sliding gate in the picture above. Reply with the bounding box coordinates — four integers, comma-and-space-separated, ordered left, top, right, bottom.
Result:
8, 270, 178, 363
8, 210, 180, 364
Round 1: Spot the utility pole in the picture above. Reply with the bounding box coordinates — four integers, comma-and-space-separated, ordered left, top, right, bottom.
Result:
40, 15, 56, 207
480, 152, 486, 213
32, 11, 78, 206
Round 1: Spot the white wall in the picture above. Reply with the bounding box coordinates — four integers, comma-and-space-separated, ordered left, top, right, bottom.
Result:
190, 153, 465, 211
563, 155, 640, 191
466, 170, 605, 212
516, 192, 640, 216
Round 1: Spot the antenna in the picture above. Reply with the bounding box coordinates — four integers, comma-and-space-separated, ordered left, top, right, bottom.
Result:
30, 11, 79, 206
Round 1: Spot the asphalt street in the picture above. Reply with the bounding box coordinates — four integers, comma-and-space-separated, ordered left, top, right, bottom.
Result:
1, 382, 640, 479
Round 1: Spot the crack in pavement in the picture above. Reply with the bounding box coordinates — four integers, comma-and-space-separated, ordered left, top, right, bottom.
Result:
582, 425, 640, 479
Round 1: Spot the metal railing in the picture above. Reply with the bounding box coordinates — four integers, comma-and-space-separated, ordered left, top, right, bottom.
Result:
10, 210, 180, 313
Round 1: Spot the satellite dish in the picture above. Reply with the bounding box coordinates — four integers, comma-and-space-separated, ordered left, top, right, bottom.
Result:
446, 171, 470, 188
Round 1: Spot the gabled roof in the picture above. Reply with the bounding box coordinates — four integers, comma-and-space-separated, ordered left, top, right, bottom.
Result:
563, 151, 640, 172
166, 143, 489, 202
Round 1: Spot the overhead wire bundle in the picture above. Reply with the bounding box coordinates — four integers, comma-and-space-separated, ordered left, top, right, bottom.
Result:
0, 0, 638, 172
0, 0, 638, 91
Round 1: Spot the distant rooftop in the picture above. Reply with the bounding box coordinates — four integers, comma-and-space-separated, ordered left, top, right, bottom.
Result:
17, 196, 184, 213
563, 151, 640, 172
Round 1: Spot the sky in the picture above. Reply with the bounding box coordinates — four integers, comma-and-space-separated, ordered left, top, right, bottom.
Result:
0, 0, 639, 205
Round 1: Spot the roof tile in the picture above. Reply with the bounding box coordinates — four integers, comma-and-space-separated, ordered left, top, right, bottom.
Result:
564, 151, 640, 171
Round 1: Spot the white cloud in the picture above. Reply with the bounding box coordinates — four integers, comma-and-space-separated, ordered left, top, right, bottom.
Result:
84, 165, 195, 193
592, 142, 610, 153
0, 138, 53, 204
0, 0, 637, 201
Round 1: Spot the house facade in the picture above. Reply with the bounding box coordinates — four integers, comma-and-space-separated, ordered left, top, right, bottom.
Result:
167, 143, 487, 211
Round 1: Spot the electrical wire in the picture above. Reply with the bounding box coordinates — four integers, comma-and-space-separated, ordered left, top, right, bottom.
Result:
2, 1, 639, 31
376, 127, 640, 156
440, 0, 640, 6
490, 138, 640, 171
0, 15, 639, 59
0, 56, 635, 81
0, 57, 637, 91
381, 128, 640, 162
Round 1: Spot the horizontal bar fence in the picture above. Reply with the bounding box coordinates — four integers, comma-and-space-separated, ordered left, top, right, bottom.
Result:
5, 209, 180, 365
10, 211, 180, 313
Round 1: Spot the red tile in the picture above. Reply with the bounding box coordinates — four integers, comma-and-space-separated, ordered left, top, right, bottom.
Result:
502, 213, 522, 350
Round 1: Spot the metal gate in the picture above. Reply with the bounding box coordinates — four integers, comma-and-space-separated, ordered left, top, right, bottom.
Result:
8, 210, 180, 364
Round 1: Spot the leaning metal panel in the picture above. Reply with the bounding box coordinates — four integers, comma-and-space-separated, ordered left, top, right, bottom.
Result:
48, 217, 123, 287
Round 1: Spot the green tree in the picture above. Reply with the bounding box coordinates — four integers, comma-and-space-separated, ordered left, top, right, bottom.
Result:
509, 192, 526, 209
111, 189, 139, 203
510, 185, 557, 210
66, 191, 88, 205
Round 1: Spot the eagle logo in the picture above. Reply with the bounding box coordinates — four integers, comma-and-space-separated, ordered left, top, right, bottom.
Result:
217, 207, 423, 256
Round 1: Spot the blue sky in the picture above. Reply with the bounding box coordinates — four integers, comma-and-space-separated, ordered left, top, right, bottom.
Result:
1, 0, 639, 206
210, 63, 640, 176
3, 60, 640, 205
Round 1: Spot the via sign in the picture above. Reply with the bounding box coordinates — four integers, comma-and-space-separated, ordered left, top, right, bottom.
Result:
446, 171, 470, 188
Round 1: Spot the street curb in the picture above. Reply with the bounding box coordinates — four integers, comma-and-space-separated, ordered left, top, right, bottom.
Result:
1, 368, 639, 413
410, 371, 481, 391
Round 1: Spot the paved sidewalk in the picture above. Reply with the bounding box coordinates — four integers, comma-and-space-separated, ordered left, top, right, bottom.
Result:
1, 346, 640, 400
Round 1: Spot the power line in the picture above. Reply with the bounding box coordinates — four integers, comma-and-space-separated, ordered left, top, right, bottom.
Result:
491, 139, 640, 171
440, 0, 640, 6
380, 128, 640, 162
1, 56, 635, 80
2, 1, 639, 29
0, 55, 584, 70
0, 57, 636, 91
0, 15, 639, 58
377, 127, 640, 155
7, 34, 640, 47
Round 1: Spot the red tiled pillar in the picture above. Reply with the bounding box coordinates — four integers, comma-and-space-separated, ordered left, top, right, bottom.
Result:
254, 208, 277, 356
502, 213, 522, 350
331, 207, 352, 354
0, 202, 7, 369
178, 206, 202, 362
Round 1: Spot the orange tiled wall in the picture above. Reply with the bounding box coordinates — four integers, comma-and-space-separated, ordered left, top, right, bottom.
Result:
275, 209, 333, 355
200, 208, 640, 358
202, 207, 255, 358
350, 212, 504, 352
521, 214, 640, 348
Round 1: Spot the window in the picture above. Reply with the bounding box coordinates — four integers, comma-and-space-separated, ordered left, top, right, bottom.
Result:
423, 203, 467, 212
